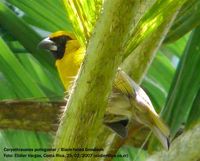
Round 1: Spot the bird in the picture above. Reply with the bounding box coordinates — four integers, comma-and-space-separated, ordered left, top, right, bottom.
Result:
38, 31, 85, 89
38, 31, 170, 149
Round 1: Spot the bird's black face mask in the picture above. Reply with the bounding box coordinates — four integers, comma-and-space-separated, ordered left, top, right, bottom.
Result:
38, 35, 72, 59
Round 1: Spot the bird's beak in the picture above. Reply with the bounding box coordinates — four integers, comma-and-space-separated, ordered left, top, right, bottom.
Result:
38, 37, 57, 51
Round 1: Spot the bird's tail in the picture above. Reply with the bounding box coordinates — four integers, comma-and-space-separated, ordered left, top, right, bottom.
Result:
151, 115, 170, 150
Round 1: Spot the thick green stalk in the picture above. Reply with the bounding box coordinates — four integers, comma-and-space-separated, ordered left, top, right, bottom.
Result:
121, 10, 178, 83
145, 124, 200, 161
124, 0, 188, 59
52, 1, 136, 161
94, 0, 157, 157
97, 2, 182, 159
52, 0, 189, 160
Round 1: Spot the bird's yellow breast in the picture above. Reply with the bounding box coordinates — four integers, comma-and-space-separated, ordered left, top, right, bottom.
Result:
55, 39, 85, 89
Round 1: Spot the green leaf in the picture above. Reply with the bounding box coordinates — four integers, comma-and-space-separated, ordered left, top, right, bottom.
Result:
63, 0, 103, 45
186, 89, 200, 129
16, 53, 64, 97
7, 0, 72, 32
162, 26, 200, 137
164, 0, 200, 43
147, 53, 175, 92
0, 130, 52, 161
0, 2, 55, 70
142, 52, 175, 111
161, 34, 189, 58
0, 75, 17, 99
124, 0, 188, 59
0, 37, 47, 99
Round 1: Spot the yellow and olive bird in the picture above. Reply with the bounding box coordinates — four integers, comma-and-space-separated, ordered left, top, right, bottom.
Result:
39, 31, 85, 89
39, 31, 170, 149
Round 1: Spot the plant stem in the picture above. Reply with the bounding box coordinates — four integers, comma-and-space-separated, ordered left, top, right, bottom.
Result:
145, 124, 200, 161
52, 0, 137, 161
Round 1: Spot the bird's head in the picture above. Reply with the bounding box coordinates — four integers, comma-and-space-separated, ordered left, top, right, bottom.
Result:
38, 31, 75, 59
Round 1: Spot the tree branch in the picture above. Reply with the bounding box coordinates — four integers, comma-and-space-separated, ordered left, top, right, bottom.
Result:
0, 100, 65, 131
0, 100, 149, 149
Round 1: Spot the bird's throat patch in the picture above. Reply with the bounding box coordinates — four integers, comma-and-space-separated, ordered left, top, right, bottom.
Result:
50, 35, 72, 59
